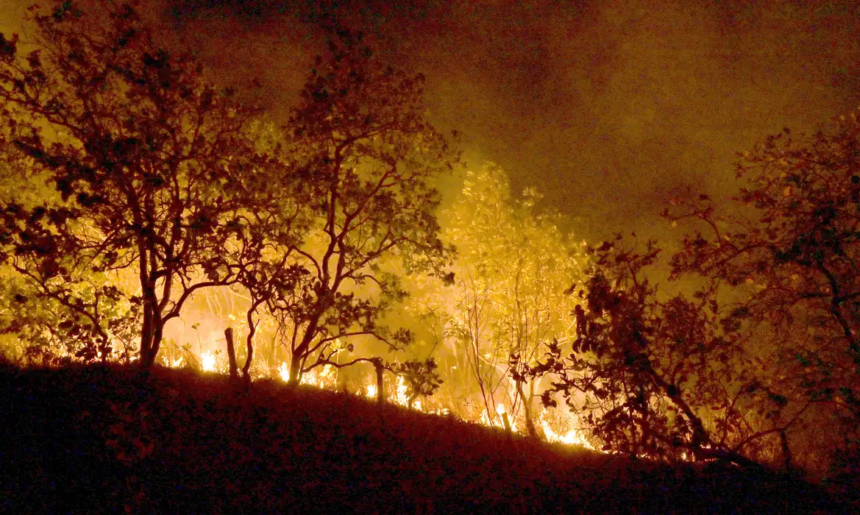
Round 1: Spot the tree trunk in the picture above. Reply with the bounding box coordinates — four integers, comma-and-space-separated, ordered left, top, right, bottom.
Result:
516, 379, 540, 439
150, 319, 164, 366
287, 332, 315, 385
288, 357, 302, 386
140, 336, 159, 367
225, 327, 238, 379
139, 304, 154, 367
242, 304, 260, 386
241, 331, 253, 391
529, 379, 547, 440
375, 363, 386, 406
139, 307, 165, 368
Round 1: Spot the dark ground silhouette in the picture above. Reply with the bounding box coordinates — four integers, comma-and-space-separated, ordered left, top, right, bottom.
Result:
0, 363, 851, 513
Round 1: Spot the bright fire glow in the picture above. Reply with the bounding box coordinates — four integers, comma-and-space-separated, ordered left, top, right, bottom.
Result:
169, 350, 596, 452
278, 362, 290, 382
301, 364, 336, 388
396, 376, 409, 405
539, 410, 595, 450
201, 351, 216, 372
392, 376, 422, 410
365, 383, 377, 399
479, 403, 518, 433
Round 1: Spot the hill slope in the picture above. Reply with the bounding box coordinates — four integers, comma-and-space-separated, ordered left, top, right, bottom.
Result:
0, 364, 848, 513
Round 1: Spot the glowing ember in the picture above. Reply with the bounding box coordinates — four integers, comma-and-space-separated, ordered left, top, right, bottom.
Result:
539, 410, 595, 450
301, 364, 336, 388
479, 403, 517, 432
365, 383, 377, 399
201, 351, 216, 372
395, 376, 409, 405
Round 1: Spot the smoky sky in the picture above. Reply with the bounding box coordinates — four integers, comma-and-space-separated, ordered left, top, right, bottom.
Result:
3, 0, 860, 241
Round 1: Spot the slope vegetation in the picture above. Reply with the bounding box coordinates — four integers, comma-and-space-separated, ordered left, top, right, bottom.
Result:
0, 363, 847, 513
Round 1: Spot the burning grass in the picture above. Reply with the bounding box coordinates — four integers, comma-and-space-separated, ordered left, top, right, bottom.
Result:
0, 362, 849, 513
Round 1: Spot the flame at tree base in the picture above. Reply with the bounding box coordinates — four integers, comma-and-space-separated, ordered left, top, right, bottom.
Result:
173, 352, 598, 452
201, 351, 216, 372
539, 410, 595, 450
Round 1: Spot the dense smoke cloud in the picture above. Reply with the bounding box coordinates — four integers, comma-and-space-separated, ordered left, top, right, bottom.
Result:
3, 0, 859, 241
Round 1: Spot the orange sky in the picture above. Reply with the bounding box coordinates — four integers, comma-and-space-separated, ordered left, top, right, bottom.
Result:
3, 0, 859, 241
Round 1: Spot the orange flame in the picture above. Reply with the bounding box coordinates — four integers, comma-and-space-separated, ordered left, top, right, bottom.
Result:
165, 347, 596, 452
201, 351, 216, 372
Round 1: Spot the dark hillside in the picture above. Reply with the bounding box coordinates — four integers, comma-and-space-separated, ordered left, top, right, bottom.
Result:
0, 364, 849, 513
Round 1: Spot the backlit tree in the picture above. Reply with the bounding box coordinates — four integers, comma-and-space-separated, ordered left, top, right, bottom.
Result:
422, 164, 586, 435
523, 112, 860, 477
667, 113, 860, 478
244, 31, 460, 385
0, 1, 265, 366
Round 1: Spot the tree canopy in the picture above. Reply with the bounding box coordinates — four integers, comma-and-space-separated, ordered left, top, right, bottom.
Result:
0, 1, 269, 366
409, 164, 587, 434
519, 112, 860, 480
0, 3, 459, 381
240, 30, 460, 385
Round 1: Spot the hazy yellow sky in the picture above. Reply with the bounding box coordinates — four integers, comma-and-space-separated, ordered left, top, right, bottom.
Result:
3, 0, 859, 242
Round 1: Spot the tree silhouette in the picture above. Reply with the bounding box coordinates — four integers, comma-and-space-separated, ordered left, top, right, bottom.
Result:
516, 239, 793, 468
522, 113, 860, 477
242, 31, 460, 385
666, 114, 860, 478
0, 1, 265, 366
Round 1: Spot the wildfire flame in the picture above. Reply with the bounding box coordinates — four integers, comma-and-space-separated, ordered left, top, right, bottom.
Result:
387, 376, 422, 410
278, 362, 290, 382
276, 362, 339, 388
539, 410, 595, 450
201, 351, 216, 372
172, 349, 596, 452
365, 383, 377, 399
301, 364, 336, 388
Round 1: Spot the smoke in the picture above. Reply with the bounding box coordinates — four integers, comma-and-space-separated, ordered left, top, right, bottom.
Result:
2, 0, 858, 240
171, 0, 860, 242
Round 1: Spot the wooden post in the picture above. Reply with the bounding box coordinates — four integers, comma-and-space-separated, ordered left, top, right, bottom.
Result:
502, 411, 512, 433
225, 327, 238, 380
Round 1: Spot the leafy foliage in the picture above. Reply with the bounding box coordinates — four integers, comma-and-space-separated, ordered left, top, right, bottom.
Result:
436, 164, 587, 433
516, 239, 790, 468
245, 30, 460, 384
520, 112, 860, 479
0, 0, 266, 365
666, 114, 860, 479
389, 357, 444, 408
